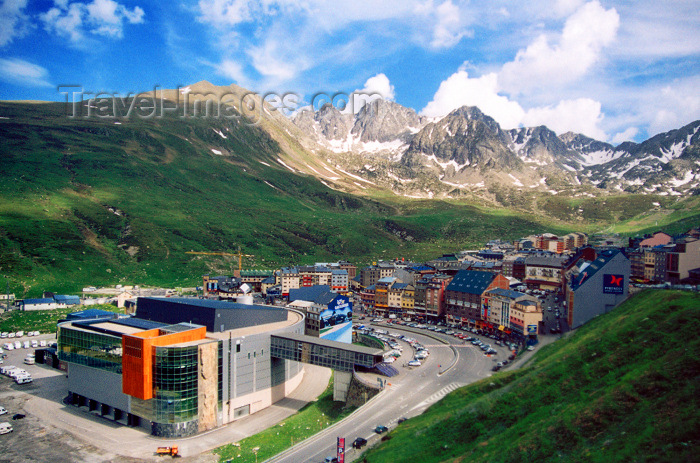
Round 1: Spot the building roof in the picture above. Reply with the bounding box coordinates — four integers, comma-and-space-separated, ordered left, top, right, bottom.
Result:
54, 295, 80, 303
570, 249, 627, 290
485, 288, 527, 299
67, 308, 116, 320
240, 270, 274, 277
377, 276, 396, 284
525, 256, 566, 267
262, 276, 276, 284
23, 298, 54, 305
331, 269, 348, 275
445, 270, 496, 295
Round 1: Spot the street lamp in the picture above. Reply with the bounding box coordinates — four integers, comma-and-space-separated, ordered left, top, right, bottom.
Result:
252, 447, 260, 463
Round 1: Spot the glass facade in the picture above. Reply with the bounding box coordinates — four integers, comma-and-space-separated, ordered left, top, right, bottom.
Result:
270, 336, 379, 371
152, 345, 199, 424
57, 325, 123, 373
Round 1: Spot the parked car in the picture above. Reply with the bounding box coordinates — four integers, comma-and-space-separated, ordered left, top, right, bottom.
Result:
397, 417, 408, 424
374, 425, 388, 434
323, 457, 338, 463
0, 406, 7, 416
0, 422, 13, 434
408, 360, 421, 367
352, 437, 367, 449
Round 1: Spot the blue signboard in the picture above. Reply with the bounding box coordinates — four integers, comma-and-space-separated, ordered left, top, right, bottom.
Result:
603, 274, 624, 294
527, 324, 537, 334
320, 296, 353, 344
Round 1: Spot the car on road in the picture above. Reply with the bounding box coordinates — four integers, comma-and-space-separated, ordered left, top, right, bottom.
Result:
374, 425, 388, 434
527, 345, 535, 351
397, 417, 408, 424
352, 437, 367, 449
408, 360, 422, 367
0, 406, 6, 415
323, 457, 338, 463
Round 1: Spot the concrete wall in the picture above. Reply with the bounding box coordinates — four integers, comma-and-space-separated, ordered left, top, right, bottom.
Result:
67, 363, 130, 411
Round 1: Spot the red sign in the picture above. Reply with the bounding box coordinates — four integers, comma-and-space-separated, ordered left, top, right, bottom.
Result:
338, 437, 345, 463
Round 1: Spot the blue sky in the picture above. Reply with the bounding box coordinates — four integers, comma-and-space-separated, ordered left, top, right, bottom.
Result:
0, 0, 698, 143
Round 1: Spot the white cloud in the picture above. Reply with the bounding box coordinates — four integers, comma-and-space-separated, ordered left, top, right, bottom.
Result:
40, 0, 144, 43
0, 0, 30, 47
420, 2, 620, 139
216, 59, 251, 88
197, 0, 253, 26
611, 127, 638, 145
522, 98, 606, 140
420, 70, 525, 129
499, 1, 619, 95
431, 0, 467, 48
352, 73, 396, 113
246, 38, 312, 86
0, 58, 52, 87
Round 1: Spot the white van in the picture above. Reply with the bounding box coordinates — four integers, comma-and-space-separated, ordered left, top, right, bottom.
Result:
0, 406, 7, 415
39, 340, 46, 347
31, 340, 38, 348
22, 341, 30, 349
0, 422, 13, 434
0, 366, 17, 375
14, 341, 21, 349
15, 376, 33, 384
24, 357, 35, 365
16, 331, 24, 338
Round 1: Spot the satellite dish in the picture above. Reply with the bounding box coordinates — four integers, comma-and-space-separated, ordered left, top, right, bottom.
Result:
240, 283, 251, 294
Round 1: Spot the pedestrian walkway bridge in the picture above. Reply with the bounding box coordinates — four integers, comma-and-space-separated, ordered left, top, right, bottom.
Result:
270, 333, 385, 372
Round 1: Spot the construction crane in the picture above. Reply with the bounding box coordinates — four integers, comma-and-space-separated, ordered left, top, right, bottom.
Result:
186, 246, 253, 272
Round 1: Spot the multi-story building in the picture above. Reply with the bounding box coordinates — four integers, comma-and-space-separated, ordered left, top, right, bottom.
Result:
644, 247, 669, 282
423, 274, 453, 322
373, 277, 394, 317
58, 298, 306, 438
666, 238, 700, 284
359, 262, 396, 288
399, 283, 415, 316
482, 289, 538, 332
524, 255, 566, 291
510, 299, 543, 338
360, 285, 376, 311
444, 270, 509, 328
331, 269, 349, 293
566, 249, 630, 329
627, 248, 645, 280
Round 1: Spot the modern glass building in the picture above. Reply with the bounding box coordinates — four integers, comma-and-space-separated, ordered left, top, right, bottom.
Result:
58, 298, 306, 437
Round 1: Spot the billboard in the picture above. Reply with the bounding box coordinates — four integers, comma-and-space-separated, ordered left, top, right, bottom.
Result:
527, 324, 538, 334
603, 274, 624, 294
320, 296, 353, 344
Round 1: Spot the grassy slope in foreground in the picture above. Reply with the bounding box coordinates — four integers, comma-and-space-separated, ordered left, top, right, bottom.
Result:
360, 290, 700, 463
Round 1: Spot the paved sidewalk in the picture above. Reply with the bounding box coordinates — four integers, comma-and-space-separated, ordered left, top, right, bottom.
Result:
22, 364, 332, 462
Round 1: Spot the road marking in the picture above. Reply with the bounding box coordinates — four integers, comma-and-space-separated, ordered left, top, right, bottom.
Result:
410, 382, 464, 411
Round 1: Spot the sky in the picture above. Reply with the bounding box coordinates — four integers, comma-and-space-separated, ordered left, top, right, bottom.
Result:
0, 0, 698, 143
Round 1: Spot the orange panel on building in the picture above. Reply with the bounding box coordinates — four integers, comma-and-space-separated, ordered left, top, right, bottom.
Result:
122, 326, 207, 400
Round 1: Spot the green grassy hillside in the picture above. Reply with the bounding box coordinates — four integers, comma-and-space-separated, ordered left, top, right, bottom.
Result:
0, 101, 558, 297
360, 290, 700, 463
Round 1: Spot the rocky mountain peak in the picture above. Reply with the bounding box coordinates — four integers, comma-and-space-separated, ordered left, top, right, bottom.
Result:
351, 99, 426, 144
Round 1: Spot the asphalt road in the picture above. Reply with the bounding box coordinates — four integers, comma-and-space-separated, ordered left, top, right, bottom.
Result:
267, 323, 512, 463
